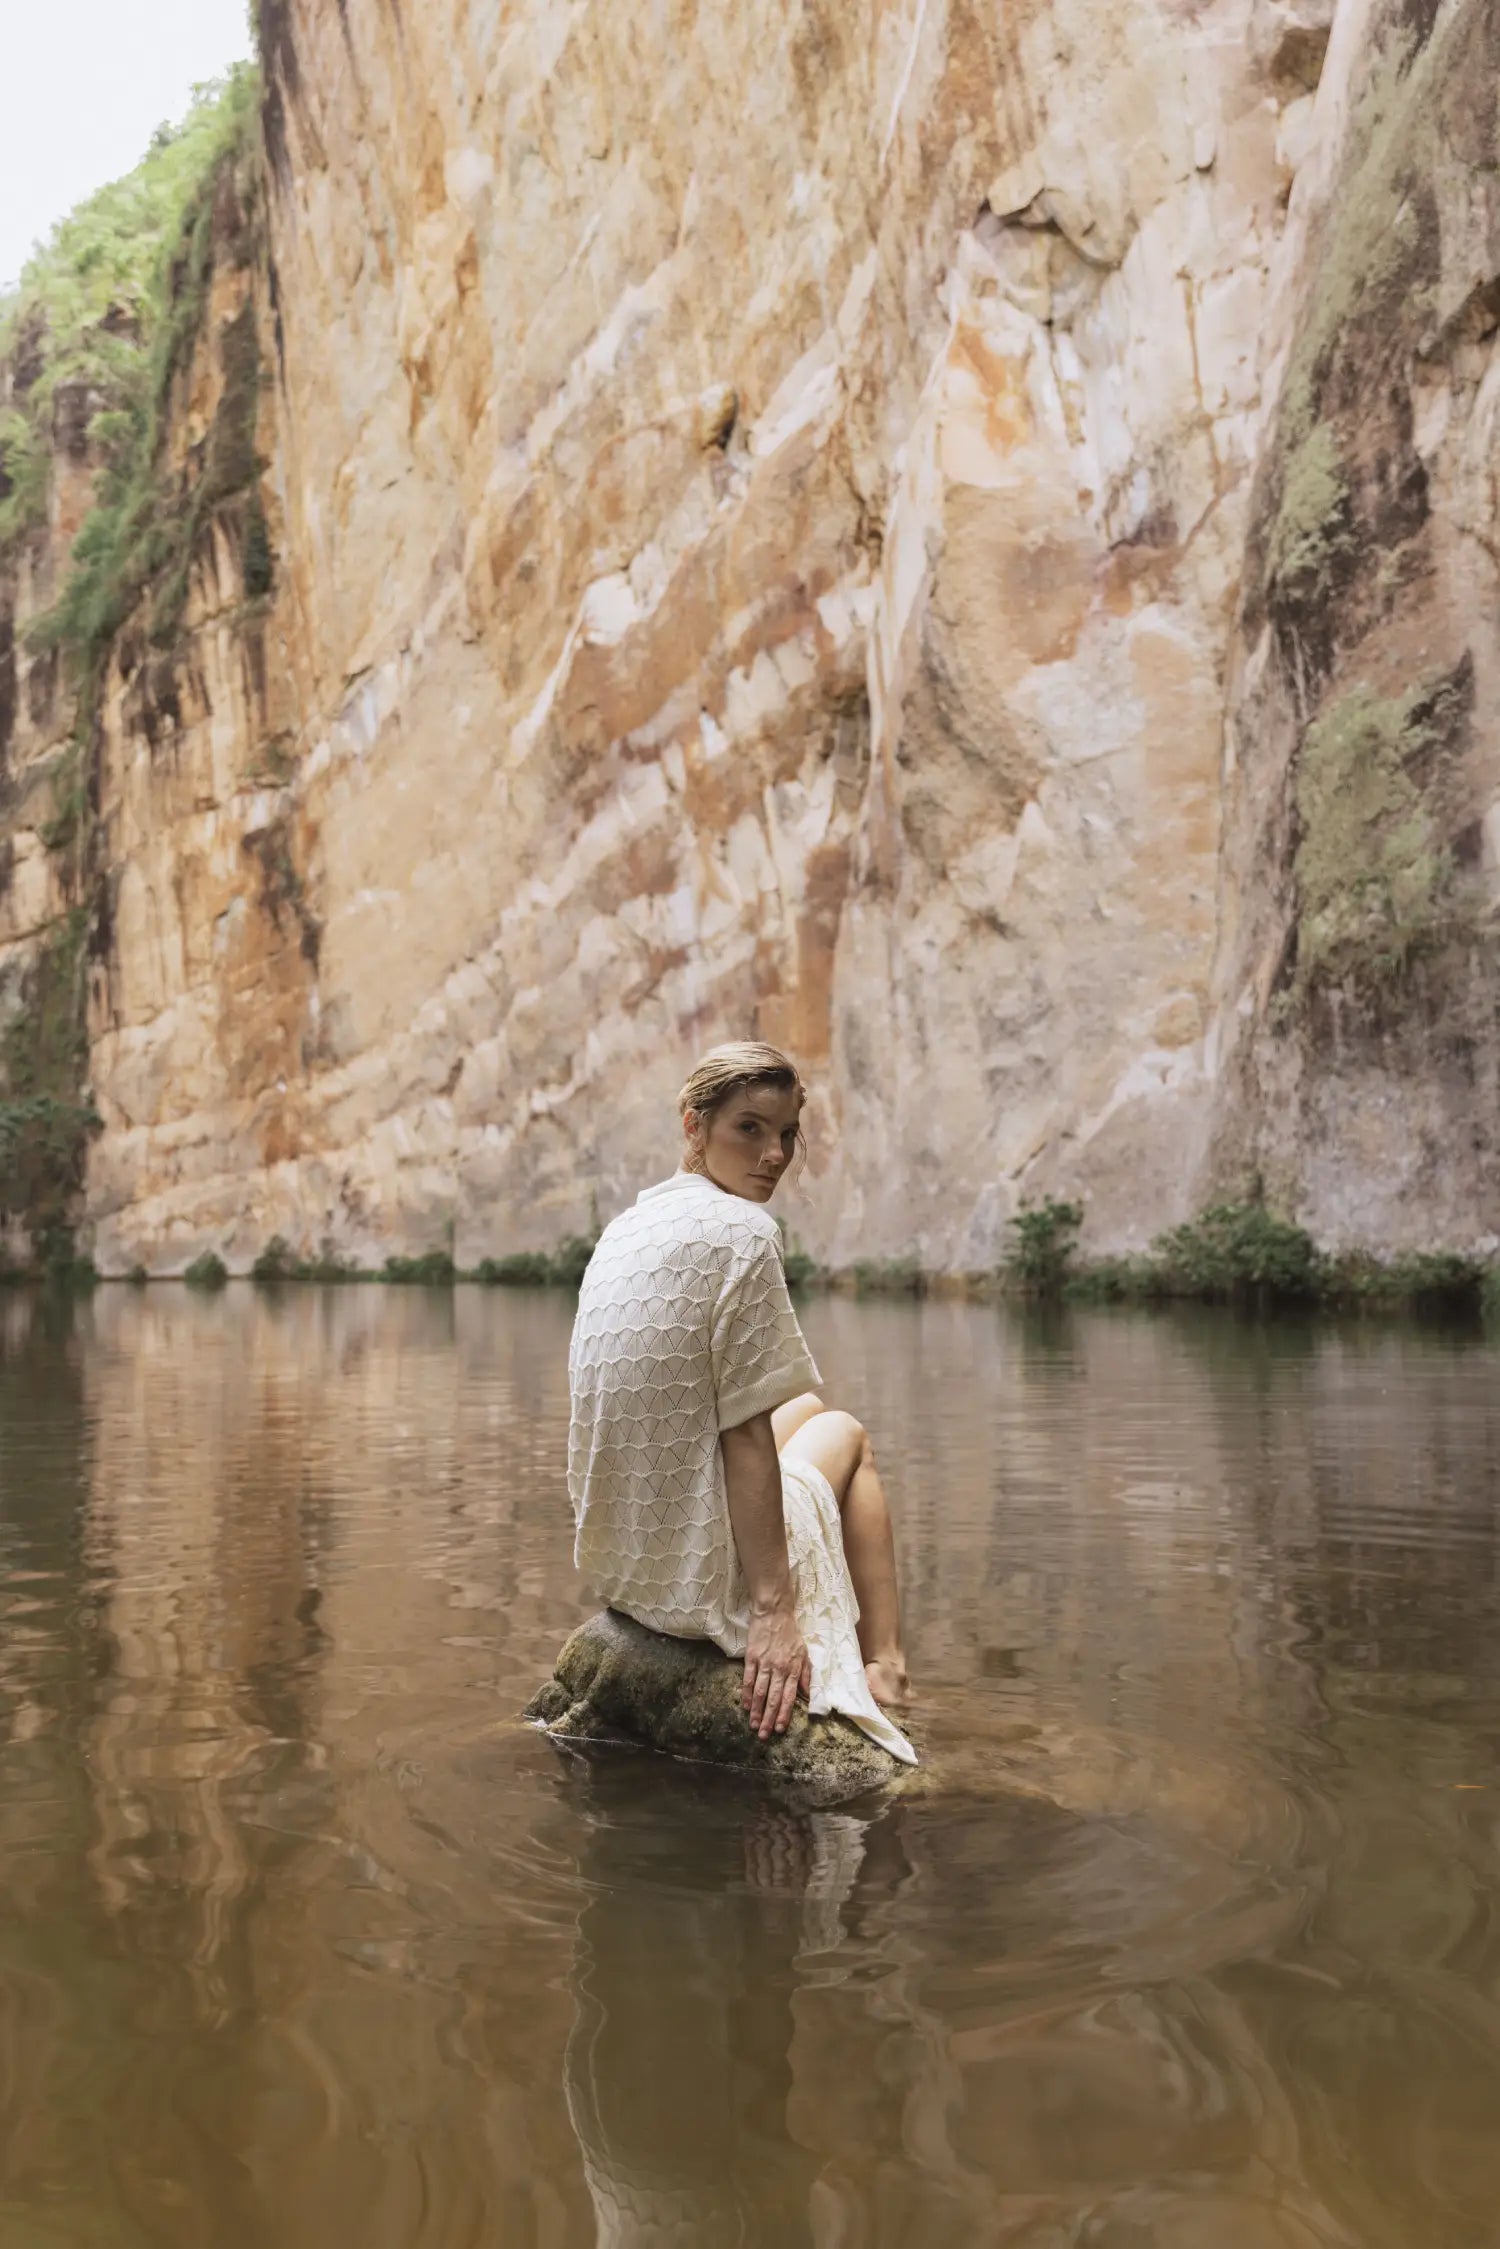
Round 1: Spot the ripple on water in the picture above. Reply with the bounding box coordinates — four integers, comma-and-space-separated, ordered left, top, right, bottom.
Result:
0, 1286, 1497, 2243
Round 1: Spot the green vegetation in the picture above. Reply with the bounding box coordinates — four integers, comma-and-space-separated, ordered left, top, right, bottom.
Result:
183, 1251, 228, 1290
243, 1233, 604, 1289
383, 1251, 458, 1285
473, 1251, 555, 1287
1004, 1198, 1084, 1295
781, 1244, 822, 1292
1266, 424, 1352, 604
11, 68, 266, 711
1010, 1198, 1496, 1317
1273, 31, 1437, 462
0, 68, 267, 1266
476, 1236, 598, 1288
773, 1218, 823, 1292
1153, 1202, 1322, 1301
251, 1237, 365, 1283
1259, 26, 1452, 625
851, 1256, 924, 1298
0, 912, 100, 1267
1293, 679, 1464, 996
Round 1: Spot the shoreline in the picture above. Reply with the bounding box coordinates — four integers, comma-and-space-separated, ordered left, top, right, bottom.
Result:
5, 1248, 1498, 1324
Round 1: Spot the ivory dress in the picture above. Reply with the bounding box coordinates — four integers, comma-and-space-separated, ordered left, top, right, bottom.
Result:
568, 1172, 916, 1766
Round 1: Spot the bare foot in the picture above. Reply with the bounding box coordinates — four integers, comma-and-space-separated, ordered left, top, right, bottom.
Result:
865, 1655, 912, 1709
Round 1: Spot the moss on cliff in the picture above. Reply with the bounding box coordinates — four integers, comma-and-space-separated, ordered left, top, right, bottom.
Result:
1254, 23, 1454, 652
1265, 424, 1353, 604
0, 910, 98, 1261
1293, 673, 1469, 997
0, 67, 269, 1256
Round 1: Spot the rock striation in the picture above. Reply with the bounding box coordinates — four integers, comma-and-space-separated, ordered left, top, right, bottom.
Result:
527, 1610, 911, 1811
2, 0, 1497, 1272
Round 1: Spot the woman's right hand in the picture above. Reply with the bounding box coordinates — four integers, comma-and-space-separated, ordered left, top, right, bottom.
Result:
743, 1599, 811, 1740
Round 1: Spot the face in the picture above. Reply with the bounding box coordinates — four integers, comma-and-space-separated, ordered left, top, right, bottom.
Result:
685, 1083, 802, 1204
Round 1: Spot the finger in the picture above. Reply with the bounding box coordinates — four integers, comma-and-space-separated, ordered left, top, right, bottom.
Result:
799, 1653, 812, 1698
747, 1662, 772, 1730
773, 1667, 799, 1734
742, 1654, 756, 1711
756, 1665, 785, 1738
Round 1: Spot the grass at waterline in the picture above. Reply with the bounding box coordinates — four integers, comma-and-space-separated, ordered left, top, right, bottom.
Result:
5, 1203, 1498, 1324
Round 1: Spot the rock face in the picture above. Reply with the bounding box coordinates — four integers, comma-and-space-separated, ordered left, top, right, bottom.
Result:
526, 1610, 910, 1810
1208, 0, 1500, 1250
2, 0, 1497, 1270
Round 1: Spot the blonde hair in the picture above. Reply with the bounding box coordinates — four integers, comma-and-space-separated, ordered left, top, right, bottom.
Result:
677, 1041, 808, 1169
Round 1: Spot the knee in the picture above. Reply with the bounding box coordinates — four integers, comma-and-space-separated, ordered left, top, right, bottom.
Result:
818, 1408, 871, 1461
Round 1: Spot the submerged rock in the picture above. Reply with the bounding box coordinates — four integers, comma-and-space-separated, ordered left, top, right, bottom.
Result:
525, 1610, 912, 1810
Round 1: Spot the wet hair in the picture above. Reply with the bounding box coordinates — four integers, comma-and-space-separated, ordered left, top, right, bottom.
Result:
677, 1041, 808, 1171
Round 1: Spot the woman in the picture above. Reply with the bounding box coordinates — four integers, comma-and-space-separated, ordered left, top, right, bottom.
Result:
567, 1041, 915, 1766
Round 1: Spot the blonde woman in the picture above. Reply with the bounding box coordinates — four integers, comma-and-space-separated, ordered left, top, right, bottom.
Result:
567, 1041, 915, 1766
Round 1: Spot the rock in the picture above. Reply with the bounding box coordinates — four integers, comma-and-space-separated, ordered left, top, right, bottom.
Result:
525, 1610, 912, 1811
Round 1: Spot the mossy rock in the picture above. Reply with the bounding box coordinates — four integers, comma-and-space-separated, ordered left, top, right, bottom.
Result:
525, 1610, 913, 1810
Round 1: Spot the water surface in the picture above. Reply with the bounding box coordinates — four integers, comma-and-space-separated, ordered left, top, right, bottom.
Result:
1, 1284, 1498, 2245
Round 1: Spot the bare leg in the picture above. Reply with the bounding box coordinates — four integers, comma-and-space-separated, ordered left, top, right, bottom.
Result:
771, 1391, 825, 1451
779, 1409, 911, 1707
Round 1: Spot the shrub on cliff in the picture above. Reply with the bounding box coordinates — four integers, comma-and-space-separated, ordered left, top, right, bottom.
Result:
550, 1236, 599, 1288
476, 1252, 554, 1287
475, 1237, 599, 1288
1151, 1203, 1321, 1303
1004, 1199, 1084, 1295
184, 1252, 228, 1290
251, 1235, 296, 1283
851, 1257, 924, 1298
383, 1252, 457, 1285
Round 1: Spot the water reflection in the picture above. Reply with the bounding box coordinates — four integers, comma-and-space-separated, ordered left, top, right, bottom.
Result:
0, 1284, 1497, 2243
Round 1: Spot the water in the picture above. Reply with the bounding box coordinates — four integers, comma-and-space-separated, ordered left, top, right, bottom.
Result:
1, 1284, 1498, 2246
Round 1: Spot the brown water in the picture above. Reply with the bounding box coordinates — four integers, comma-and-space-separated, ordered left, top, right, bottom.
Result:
1, 1286, 1499, 2247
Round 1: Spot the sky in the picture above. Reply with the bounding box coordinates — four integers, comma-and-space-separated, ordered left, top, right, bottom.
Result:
0, 0, 255, 295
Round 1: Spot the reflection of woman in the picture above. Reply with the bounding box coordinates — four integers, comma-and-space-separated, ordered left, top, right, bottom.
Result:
562, 1768, 872, 2247
568, 1042, 915, 1764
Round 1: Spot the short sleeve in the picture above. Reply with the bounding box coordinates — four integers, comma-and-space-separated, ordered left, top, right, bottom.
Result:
711, 1232, 822, 1432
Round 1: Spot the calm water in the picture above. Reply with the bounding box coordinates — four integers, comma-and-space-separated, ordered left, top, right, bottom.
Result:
1, 1285, 1498, 2246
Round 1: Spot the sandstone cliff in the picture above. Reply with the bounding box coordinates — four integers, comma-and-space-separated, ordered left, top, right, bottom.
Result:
1, 0, 1495, 1274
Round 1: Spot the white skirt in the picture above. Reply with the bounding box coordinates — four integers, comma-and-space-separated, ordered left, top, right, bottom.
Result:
719, 1457, 917, 1767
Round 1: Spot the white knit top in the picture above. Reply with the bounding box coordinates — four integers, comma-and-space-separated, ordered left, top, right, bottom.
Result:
568, 1173, 819, 1638
567, 1172, 917, 1765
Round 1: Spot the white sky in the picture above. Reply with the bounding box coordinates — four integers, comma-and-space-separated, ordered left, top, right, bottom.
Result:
0, 0, 255, 295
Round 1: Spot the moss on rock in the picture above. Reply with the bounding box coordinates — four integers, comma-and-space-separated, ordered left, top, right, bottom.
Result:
1266, 424, 1353, 602
526, 1610, 913, 1810
1293, 674, 1468, 995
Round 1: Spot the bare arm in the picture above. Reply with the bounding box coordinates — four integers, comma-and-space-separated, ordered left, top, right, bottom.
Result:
720, 1410, 810, 1739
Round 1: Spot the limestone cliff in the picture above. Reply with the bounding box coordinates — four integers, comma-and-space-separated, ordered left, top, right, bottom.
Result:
1, 0, 1495, 1273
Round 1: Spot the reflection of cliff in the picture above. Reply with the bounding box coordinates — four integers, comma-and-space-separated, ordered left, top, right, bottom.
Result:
7, 2, 1497, 1272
